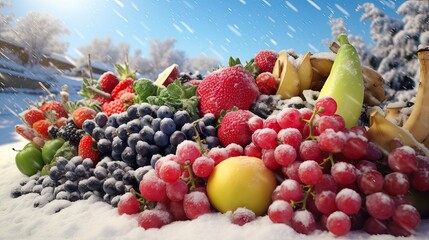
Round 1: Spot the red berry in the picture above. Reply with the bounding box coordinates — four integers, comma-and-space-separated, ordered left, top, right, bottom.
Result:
78, 135, 100, 164
102, 99, 126, 116
22, 109, 45, 126
315, 96, 337, 116
15, 124, 40, 142
98, 71, 120, 93
72, 107, 96, 129
32, 119, 52, 139
255, 72, 278, 95
117, 192, 140, 215
254, 50, 278, 73
231, 208, 256, 226
39, 101, 68, 120
137, 209, 172, 229
197, 66, 259, 118
111, 78, 134, 100
183, 191, 211, 219
218, 110, 254, 147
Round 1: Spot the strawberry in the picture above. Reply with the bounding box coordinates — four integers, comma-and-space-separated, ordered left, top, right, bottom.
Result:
39, 101, 68, 120
197, 66, 259, 118
94, 95, 111, 106
119, 92, 136, 105
72, 107, 97, 129
255, 72, 279, 95
102, 99, 126, 116
21, 109, 45, 126
78, 135, 100, 164
218, 110, 255, 147
15, 124, 40, 142
98, 71, 120, 93
254, 50, 278, 73
111, 78, 134, 100
32, 119, 52, 139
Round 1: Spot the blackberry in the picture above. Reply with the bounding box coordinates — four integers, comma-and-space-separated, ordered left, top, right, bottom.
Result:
48, 125, 59, 138
57, 120, 85, 146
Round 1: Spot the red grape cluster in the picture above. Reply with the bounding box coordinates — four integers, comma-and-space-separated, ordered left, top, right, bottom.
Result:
116, 131, 245, 229
245, 97, 424, 236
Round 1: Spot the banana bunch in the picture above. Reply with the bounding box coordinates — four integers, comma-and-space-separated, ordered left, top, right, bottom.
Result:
367, 47, 429, 156
273, 38, 386, 107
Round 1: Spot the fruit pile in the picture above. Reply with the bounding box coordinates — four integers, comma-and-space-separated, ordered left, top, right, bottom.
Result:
10, 34, 429, 237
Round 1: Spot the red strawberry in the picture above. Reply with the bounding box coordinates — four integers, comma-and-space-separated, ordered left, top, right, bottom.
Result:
15, 124, 40, 142
255, 72, 279, 95
94, 95, 111, 106
218, 110, 255, 147
111, 78, 134, 100
102, 99, 126, 116
21, 109, 45, 126
39, 101, 68, 120
98, 71, 120, 93
197, 66, 259, 118
72, 107, 97, 129
78, 135, 100, 164
119, 92, 136, 105
254, 50, 278, 73
32, 119, 52, 139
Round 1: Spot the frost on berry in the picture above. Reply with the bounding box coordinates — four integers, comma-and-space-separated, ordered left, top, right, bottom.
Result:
183, 191, 211, 219
176, 140, 201, 165
137, 209, 173, 229
291, 209, 316, 234
268, 200, 294, 224
231, 207, 256, 226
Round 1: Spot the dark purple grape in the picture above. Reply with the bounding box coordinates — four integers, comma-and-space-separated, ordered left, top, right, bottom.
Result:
126, 104, 139, 120
112, 136, 126, 153
181, 123, 196, 140
126, 119, 141, 134
136, 154, 150, 167
136, 140, 150, 156
206, 136, 220, 148
121, 147, 136, 164
116, 124, 128, 140
157, 105, 173, 119
107, 114, 119, 127
160, 118, 176, 136
116, 112, 130, 125
127, 133, 141, 150
154, 131, 169, 147
174, 110, 191, 128
82, 120, 96, 134
170, 131, 186, 147
104, 126, 117, 141
97, 138, 112, 154
140, 115, 153, 127
151, 118, 161, 132
94, 112, 108, 127
139, 126, 155, 144
137, 102, 153, 117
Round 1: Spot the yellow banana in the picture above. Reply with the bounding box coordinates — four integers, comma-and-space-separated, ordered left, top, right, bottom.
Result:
384, 102, 406, 126
317, 34, 364, 128
367, 111, 429, 157
275, 53, 301, 99
297, 51, 313, 92
402, 47, 429, 145
272, 51, 287, 79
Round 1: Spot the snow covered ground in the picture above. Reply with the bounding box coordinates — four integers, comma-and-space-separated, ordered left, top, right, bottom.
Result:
1, 73, 429, 240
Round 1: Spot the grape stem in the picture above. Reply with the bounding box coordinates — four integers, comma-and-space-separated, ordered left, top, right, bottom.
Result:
191, 120, 205, 154
302, 106, 324, 140
183, 161, 197, 191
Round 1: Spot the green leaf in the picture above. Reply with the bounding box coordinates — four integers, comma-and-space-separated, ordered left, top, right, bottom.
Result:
133, 78, 159, 103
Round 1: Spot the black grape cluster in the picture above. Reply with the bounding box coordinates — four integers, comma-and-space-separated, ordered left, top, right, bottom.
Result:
83, 103, 214, 169
10, 155, 149, 208
177, 71, 203, 84
250, 94, 308, 118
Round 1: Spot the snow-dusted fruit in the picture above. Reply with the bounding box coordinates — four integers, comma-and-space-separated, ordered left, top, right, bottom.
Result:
207, 156, 276, 216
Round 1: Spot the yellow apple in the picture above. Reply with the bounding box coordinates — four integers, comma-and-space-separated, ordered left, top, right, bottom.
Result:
206, 156, 277, 216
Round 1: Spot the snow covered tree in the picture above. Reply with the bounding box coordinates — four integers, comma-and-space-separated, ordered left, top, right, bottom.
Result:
148, 38, 186, 73
183, 55, 219, 74
0, 0, 13, 36
4, 12, 69, 65
358, 1, 429, 101
77, 37, 124, 67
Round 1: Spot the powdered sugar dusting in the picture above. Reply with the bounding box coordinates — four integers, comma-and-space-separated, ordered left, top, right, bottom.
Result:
269, 200, 289, 212
292, 210, 312, 227
336, 188, 360, 201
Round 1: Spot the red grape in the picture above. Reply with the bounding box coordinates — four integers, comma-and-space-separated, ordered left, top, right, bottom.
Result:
231, 208, 256, 226
244, 143, 262, 158
388, 146, 418, 174
207, 147, 228, 165
176, 140, 202, 165
263, 115, 282, 132
291, 209, 316, 234
331, 162, 358, 186
357, 169, 384, 195
159, 160, 181, 183
411, 168, 429, 191
363, 217, 388, 235
137, 209, 173, 229
277, 128, 302, 150
392, 204, 421, 232
274, 144, 297, 167
268, 200, 294, 224
326, 211, 351, 236
315, 96, 337, 116
341, 135, 368, 160
318, 129, 346, 153
248, 115, 264, 132
366, 192, 395, 220
384, 172, 410, 196
262, 149, 280, 170
192, 156, 215, 178
299, 140, 324, 163
315, 190, 337, 215
335, 188, 361, 215
183, 191, 211, 219
117, 192, 140, 215
282, 161, 302, 182
278, 179, 303, 202
166, 179, 188, 202
276, 107, 301, 129
314, 174, 338, 194
254, 128, 278, 149
169, 200, 188, 221
139, 170, 167, 202
298, 160, 323, 185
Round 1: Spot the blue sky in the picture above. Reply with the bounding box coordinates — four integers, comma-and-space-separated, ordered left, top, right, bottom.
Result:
3, 0, 403, 63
